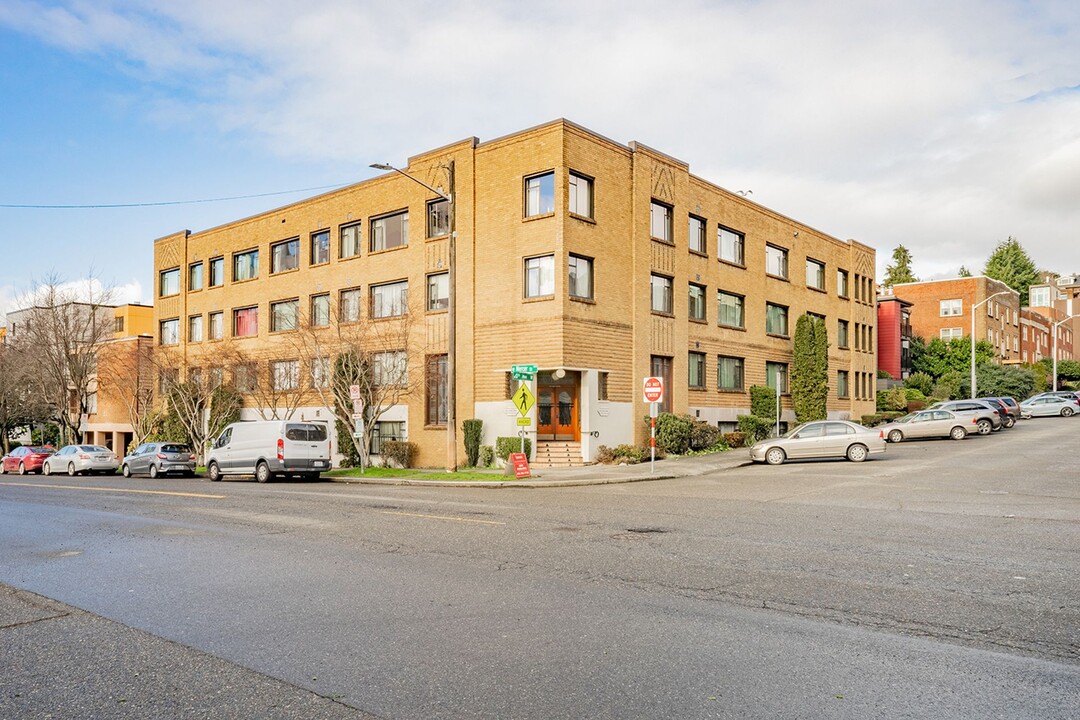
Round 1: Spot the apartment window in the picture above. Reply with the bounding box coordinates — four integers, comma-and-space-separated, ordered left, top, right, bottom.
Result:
651, 274, 673, 314
868, 325, 874, 352
371, 210, 408, 252
837, 269, 849, 298
1030, 286, 1050, 307
987, 301, 995, 318
160, 318, 179, 346
374, 351, 408, 386
340, 222, 361, 259
271, 360, 299, 391
311, 230, 330, 265
187, 368, 203, 388
717, 356, 744, 391
854, 274, 862, 302
837, 370, 850, 399
271, 238, 299, 273
188, 315, 203, 343
209, 312, 223, 340
189, 262, 204, 292
806, 258, 826, 291
159, 268, 180, 297
525, 255, 555, 298
940, 327, 963, 340
940, 299, 962, 317
854, 322, 862, 351
651, 355, 673, 414
766, 362, 789, 393
688, 351, 707, 389
568, 255, 593, 300
718, 226, 744, 265
233, 306, 258, 337
114, 316, 125, 333
311, 294, 330, 327
233, 249, 259, 282
427, 272, 449, 310
766, 245, 788, 279
838, 319, 850, 348
158, 368, 179, 395
688, 283, 706, 321
598, 372, 609, 401
766, 303, 789, 336
209, 257, 224, 287
427, 199, 450, 238
371, 280, 408, 318
271, 299, 299, 332
524, 171, 555, 218
370, 421, 406, 456
340, 288, 362, 322
718, 291, 745, 329
688, 215, 707, 254
569, 172, 593, 219
234, 363, 258, 393
426, 354, 448, 425
310, 356, 330, 389
650, 200, 673, 243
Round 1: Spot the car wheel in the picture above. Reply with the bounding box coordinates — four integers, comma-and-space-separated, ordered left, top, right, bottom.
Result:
1061, 407, 1075, 417
42, 462, 51, 475
18, 463, 27, 476
764, 447, 786, 465
847, 444, 869, 462
949, 426, 967, 440
67, 462, 77, 477
887, 429, 903, 444
149, 464, 159, 479
255, 461, 272, 483
122, 464, 131, 478
1003, 416, 1015, 428
976, 419, 993, 435
207, 462, 222, 482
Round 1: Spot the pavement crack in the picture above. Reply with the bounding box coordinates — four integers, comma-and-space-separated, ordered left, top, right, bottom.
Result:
0, 611, 72, 631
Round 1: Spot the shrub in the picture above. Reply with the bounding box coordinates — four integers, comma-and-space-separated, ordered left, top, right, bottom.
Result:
723, 432, 747, 448
335, 418, 360, 468
496, 436, 532, 461
689, 421, 722, 450
877, 369, 893, 379
381, 440, 416, 469
906, 400, 926, 412
750, 385, 777, 420
861, 414, 882, 426
595, 445, 616, 464
478, 445, 494, 468
737, 415, 774, 444
904, 372, 935, 396
462, 418, 483, 467
903, 388, 926, 402
877, 387, 908, 412
655, 413, 694, 454
611, 444, 648, 464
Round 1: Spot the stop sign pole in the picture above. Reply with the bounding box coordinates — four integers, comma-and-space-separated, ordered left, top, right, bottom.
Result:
643, 377, 664, 474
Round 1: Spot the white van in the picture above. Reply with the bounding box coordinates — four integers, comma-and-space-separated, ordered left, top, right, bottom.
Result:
206, 420, 331, 482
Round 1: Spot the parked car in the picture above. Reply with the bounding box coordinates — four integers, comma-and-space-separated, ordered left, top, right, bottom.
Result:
42, 445, 119, 476
978, 397, 1017, 428
878, 409, 971, 443
984, 396, 1022, 422
1031, 391, 1080, 404
749, 420, 886, 465
1020, 395, 1079, 417
206, 420, 331, 482
0, 446, 55, 475
121, 442, 197, 478
928, 400, 1002, 434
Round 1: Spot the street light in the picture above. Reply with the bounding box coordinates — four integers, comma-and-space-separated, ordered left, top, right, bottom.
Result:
1051, 314, 1079, 391
970, 290, 1011, 399
370, 161, 457, 471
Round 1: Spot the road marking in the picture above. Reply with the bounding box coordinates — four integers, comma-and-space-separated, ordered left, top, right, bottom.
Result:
0, 482, 225, 499
381, 510, 505, 525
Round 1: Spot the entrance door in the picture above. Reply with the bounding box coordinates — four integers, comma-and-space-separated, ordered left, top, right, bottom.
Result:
536, 373, 578, 441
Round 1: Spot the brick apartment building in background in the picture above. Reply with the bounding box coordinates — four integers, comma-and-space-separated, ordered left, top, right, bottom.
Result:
1028, 273, 1079, 361
153, 119, 878, 468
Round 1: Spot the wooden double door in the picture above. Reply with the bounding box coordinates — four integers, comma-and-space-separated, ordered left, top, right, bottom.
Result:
536, 373, 579, 441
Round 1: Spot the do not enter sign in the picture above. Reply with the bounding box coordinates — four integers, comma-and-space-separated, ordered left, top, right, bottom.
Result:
643, 376, 664, 403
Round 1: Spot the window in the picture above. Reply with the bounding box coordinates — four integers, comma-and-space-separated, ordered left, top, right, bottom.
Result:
160, 319, 179, 346
188, 315, 203, 343
598, 372, 609, 401
427, 272, 449, 310
233, 306, 258, 337
689, 215, 707, 254
340, 288, 362, 322
569, 172, 593, 219
766, 362, 789, 393
209, 257, 224, 287
234, 363, 258, 393
689, 351, 706, 389
311, 294, 330, 327
766, 303, 789, 336
717, 356, 744, 391
158, 368, 179, 395
114, 316, 125, 333
766, 245, 788, 279
854, 322, 862, 351
340, 222, 361, 259
940, 299, 962, 317
374, 351, 408, 385
1030, 286, 1050, 307
718, 291, 744, 328
806, 258, 825, 290
371, 210, 408, 251
650, 201, 673, 243
688, 283, 706, 321
271, 238, 299, 273
525, 255, 555, 298
189, 262, 204, 292
837, 269, 849, 298
422, 198, 450, 238
525, 172, 555, 217
650, 355, 673, 414
209, 367, 224, 389
940, 327, 963, 340
187, 368, 203, 388
311, 357, 330, 389
426, 354, 448, 425
371, 280, 408, 319
271, 360, 299, 391
837, 370, 849, 398
233, 249, 259, 282
651, 274, 673, 314
209, 312, 223, 340
160, 268, 180, 297
370, 421, 405, 456
568, 255, 593, 300
838, 319, 849, 348
718, 226, 744, 265
271, 299, 299, 332
311, 230, 330, 265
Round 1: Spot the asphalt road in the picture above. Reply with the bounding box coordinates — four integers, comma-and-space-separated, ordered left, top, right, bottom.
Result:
2, 417, 1078, 719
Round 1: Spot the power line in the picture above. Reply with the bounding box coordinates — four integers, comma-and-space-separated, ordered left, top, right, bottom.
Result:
0, 183, 353, 209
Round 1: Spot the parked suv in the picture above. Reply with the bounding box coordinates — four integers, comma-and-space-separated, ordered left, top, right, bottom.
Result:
928, 400, 1002, 434
122, 442, 197, 478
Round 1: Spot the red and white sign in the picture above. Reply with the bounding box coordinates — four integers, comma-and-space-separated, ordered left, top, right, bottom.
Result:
643, 376, 664, 403
509, 452, 531, 479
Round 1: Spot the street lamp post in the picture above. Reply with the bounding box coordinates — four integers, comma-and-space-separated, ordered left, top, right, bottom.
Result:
1052, 314, 1079, 391
970, 290, 1011, 399
370, 161, 457, 472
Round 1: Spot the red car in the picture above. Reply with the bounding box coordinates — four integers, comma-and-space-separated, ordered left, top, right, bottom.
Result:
0, 446, 56, 475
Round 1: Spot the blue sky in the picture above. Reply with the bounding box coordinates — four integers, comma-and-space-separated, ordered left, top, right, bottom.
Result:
2, 1, 1079, 316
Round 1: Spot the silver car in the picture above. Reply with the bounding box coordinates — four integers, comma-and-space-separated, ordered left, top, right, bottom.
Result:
878, 410, 971, 443
42, 445, 119, 476
1019, 395, 1079, 418
749, 420, 886, 465
121, 442, 197, 478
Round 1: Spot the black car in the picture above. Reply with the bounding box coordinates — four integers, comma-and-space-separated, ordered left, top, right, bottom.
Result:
980, 397, 1017, 428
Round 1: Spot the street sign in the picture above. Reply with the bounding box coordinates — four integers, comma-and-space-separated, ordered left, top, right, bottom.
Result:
643, 376, 664, 403
509, 452, 531, 479
511, 371, 533, 381
511, 364, 538, 374
352, 398, 364, 415
349, 385, 361, 400
516, 417, 532, 426
352, 412, 364, 420
511, 383, 536, 416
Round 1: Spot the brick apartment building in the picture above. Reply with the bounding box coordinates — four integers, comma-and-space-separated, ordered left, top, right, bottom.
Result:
153, 119, 877, 467
876, 293, 912, 379
1028, 274, 1079, 360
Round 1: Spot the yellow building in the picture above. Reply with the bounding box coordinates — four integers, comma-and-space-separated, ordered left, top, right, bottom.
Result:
153, 119, 877, 467
83, 304, 155, 453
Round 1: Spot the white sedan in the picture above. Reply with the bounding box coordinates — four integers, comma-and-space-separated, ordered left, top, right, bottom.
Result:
749, 420, 887, 465
42, 445, 120, 476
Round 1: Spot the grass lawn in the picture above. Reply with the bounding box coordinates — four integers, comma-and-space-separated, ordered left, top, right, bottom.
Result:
324, 466, 516, 482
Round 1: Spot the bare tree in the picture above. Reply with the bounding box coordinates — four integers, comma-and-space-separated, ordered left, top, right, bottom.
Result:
244, 354, 307, 421
155, 347, 242, 463
0, 341, 52, 452
95, 336, 158, 453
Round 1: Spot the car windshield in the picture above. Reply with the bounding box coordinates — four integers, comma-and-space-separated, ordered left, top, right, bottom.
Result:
894, 414, 916, 423
161, 444, 191, 453
79, 445, 103, 452
30, 447, 54, 454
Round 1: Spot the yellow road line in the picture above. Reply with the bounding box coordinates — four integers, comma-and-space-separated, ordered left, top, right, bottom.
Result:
0, 482, 225, 499
381, 510, 505, 525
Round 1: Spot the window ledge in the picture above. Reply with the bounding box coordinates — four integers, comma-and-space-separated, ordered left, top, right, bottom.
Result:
651, 238, 675, 247
717, 388, 745, 394
369, 245, 409, 255
523, 295, 555, 304
427, 232, 450, 241
651, 311, 675, 318
808, 286, 827, 294
569, 296, 596, 305
689, 386, 708, 392
569, 213, 596, 225
426, 308, 449, 315
270, 268, 300, 277
338, 253, 361, 262
689, 250, 709, 258
718, 324, 747, 332
232, 277, 259, 285
523, 212, 555, 223
310, 261, 330, 268
766, 332, 790, 340
719, 259, 747, 269
689, 318, 708, 325
766, 274, 790, 282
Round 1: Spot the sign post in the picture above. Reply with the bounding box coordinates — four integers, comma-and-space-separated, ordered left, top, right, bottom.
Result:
643, 377, 664, 474
511, 382, 536, 455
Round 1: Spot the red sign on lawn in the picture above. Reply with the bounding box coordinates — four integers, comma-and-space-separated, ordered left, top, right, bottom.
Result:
510, 452, 531, 479
643, 376, 664, 403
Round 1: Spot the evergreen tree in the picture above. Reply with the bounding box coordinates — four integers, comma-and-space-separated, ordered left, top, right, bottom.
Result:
983, 236, 1040, 306
882, 245, 918, 286
791, 314, 829, 422
958, 265, 972, 277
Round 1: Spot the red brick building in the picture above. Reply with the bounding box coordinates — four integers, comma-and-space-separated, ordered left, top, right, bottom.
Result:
877, 293, 913, 379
